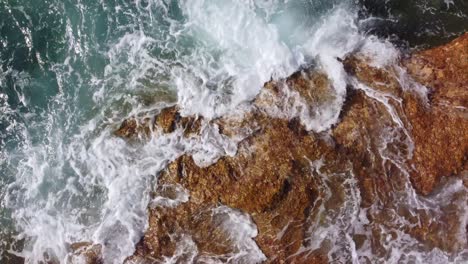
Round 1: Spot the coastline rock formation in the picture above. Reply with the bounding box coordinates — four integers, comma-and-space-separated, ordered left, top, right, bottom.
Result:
344, 33, 468, 195
124, 70, 347, 263
75, 33, 467, 263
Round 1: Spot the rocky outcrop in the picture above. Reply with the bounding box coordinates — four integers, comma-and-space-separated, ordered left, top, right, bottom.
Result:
128, 71, 342, 263
404, 34, 468, 194
343, 33, 468, 195
332, 34, 467, 255
115, 105, 202, 139
75, 34, 467, 263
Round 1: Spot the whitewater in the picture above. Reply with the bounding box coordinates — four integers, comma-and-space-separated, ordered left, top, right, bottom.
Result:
0, 0, 467, 263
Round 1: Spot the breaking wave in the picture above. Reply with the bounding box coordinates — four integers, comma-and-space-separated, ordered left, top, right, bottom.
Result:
0, 0, 466, 263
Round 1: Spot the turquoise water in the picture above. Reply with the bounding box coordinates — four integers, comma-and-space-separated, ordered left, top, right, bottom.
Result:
0, 1, 347, 262
0, 0, 466, 263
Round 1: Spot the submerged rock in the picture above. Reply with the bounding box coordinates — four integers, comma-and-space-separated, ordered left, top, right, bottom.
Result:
76, 33, 468, 263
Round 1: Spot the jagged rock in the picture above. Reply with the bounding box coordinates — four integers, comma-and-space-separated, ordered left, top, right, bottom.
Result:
332, 89, 397, 207
344, 33, 468, 195
132, 113, 342, 263
68, 243, 102, 264
335, 33, 467, 254
105, 34, 468, 264
119, 68, 340, 263
256, 69, 335, 109
115, 105, 203, 140
403, 33, 468, 194
115, 118, 151, 139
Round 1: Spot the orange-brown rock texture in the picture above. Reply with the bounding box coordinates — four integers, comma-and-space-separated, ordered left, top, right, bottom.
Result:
344, 33, 468, 195
75, 34, 468, 263
126, 70, 345, 263
404, 34, 468, 195
130, 116, 347, 263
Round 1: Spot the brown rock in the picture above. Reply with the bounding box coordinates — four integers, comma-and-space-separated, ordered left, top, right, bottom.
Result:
343, 33, 468, 195
333, 89, 397, 206
334, 33, 468, 255
155, 106, 180, 133
123, 66, 350, 263
133, 112, 344, 263
403, 33, 468, 194
115, 118, 152, 139
110, 34, 468, 264
115, 105, 202, 140
68, 243, 102, 264
285, 70, 335, 107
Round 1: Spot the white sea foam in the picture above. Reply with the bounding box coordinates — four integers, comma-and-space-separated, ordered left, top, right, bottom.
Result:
174, 0, 299, 118
196, 206, 267, 263
346, 64, 467, 264
1, 1, 467, 264
290, 158, 361, 264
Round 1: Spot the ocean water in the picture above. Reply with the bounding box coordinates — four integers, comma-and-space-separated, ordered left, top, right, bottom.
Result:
0, 0, 466, 263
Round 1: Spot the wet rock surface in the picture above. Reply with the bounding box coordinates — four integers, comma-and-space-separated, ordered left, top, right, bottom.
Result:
404, 34, 468, 195
76, 34, 467, 263
129, 84, 344, 263
344, 33, 468, 195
